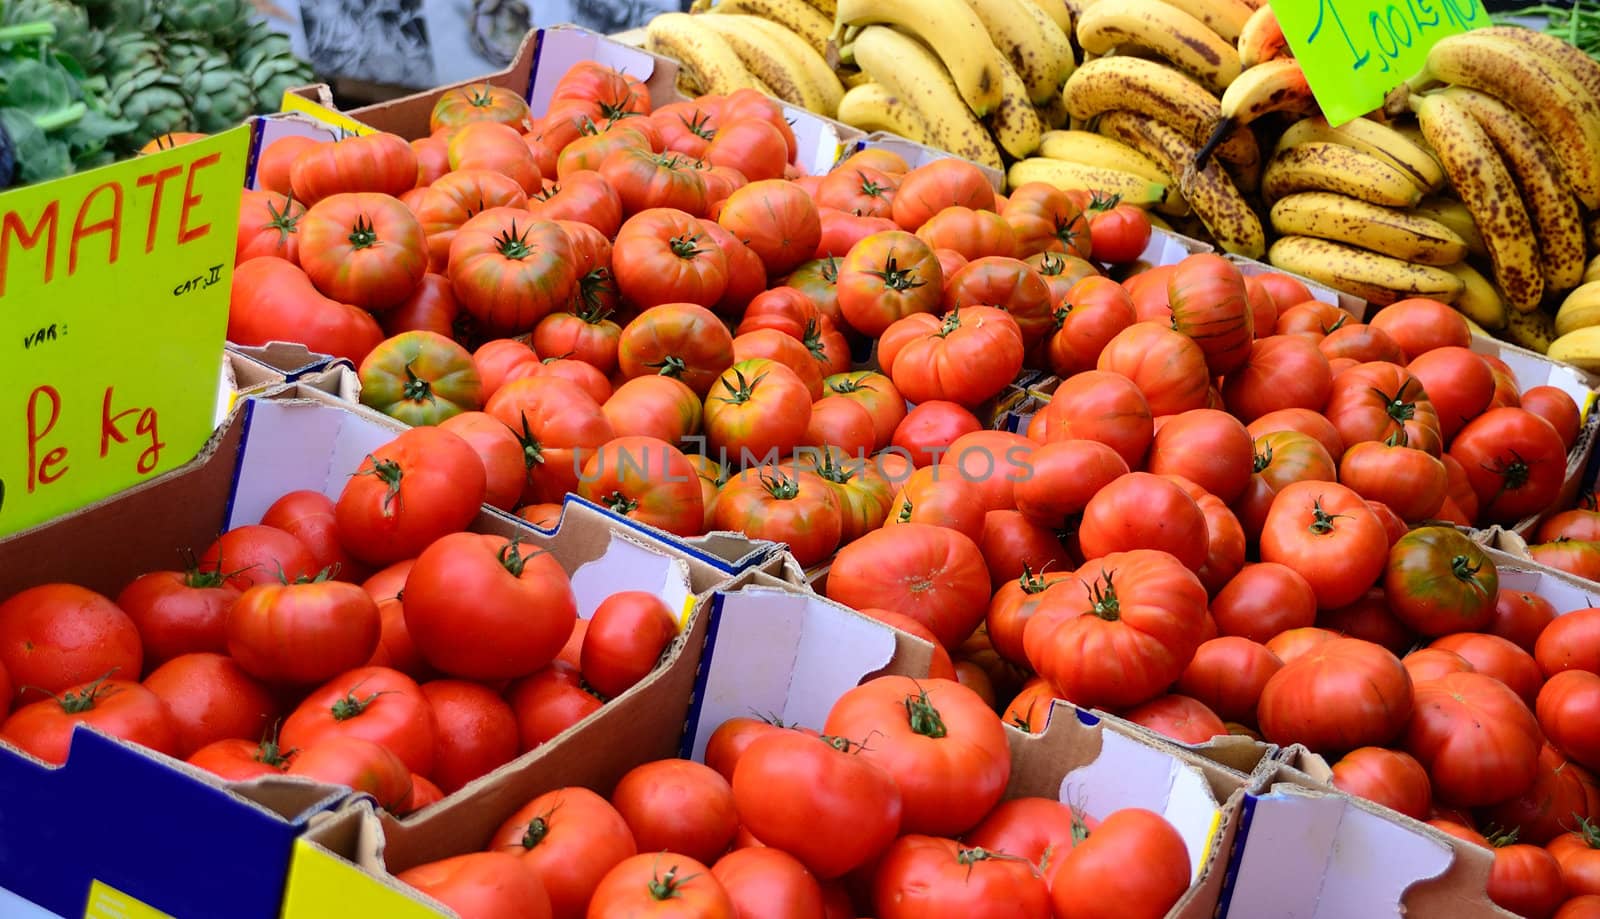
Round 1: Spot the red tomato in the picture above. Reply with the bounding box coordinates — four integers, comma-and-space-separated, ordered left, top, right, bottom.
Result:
1047, 275, 1137, 378
1319, 589, 1414, 655
891, 401, 982, 469
1146, 408, 1254, 505
1483, 743, 1598, 845
397, 851, 552, 919
1096, 321, 1211, 417
289, 133, 417, 203
893, 159, 997, 232
1222, 335, 1334, 423
1330, 746, 1432, 819
711, 848, 827, 919
225, 574, 381, 686
872, 834, 1050, 919
964, 796, 1094, 866
1430, 632, 1541, 708
835, 230, 944, 337
1368, 297, 1471, 361
1257, 638, 1413, 754
587, 852, 734, 918
1406, 346, 1495, 444
1087, 201, 1153, 264
1012, 438, 1127, 531
1026, 371, 1155, 469
887, 465, 987, 543
1538, 670, 1600, 772
116, 563, 239, 668
0, 585, 142, 707
361, 560, 429, 680
1121, 693, 1227, 744
236, 189, 304, 264
1487, 839, 1567, 919
1521, 385, 1583, 452
261, 489, 369, 582
1490, 589, 1558, 654
485, 375, 615, 505
1, 676, 176, 765
187, 736, 293, 781
1167, 253, 1254, 376
612, 759, 739, 865
581, 591, 679, 698
282, 665, 436, 777
437, 412, 528, 512
489, 785, 636, 919
1047, 808, 1190, 919
419, 679, 518, 795
299, 192, 427, 311
505, 662, 603, 750
1210, 562, 1317, 643
1406, 671, 1543, 807
1325, 361, 1443, 456
978, 510, 1070, 590
1077, 472, 1210, 572
1450, 407, 1570, 524
1535, 607, 1600, 678
577, 436, 706, 537
1404, 647, 1476, 683
289, 734, 413, 810
1177, 636, 1283, 723
719, 179, 821, 277
1260, 480, 1388, 609
826, 523, 990, 650
199, 524, 320, 590
334, 427, 488, 567
142, 653, 277, 758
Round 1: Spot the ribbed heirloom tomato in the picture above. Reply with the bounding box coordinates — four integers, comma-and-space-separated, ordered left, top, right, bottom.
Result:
1256, 637, 1413, 754
836, 230, 944, 337
447, 208, 577, 335
485, 375, 616, 505
826, 523, 990, 649
878, 306, 1025, 408
1025, 370, 1154, 469
228, 257, 384, 364
1383, 527, 1498, 636
358, 330, 482, 426
1096, 321, 1211, 417
617, 301, 735, 396
703, 359, 813, 464
1260, 480, 1388, 610
289, 132, 417, 203
577, 436, 705, 537
1167, 253, 1253, 375
712, 468, 841, 568
1047, 275, 1137, 377
412, 169, 529, 270
299, 192, 427, 312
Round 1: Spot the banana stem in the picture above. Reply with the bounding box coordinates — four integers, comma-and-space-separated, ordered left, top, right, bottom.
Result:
1192, 117, 1233, 170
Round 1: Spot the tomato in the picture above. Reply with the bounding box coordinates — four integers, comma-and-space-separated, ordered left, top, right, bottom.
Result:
1529, 540, 1600, 582
1404, 647, 1476, 683
703, 359, 813, 466
451, 121, 543, 193
577, 436, 706, 536
1425, 634, 1539, 712
817, 372, 901, 452
1078, 472, 1209, 571
797, 450, 895, 544
289, 133, 418, 204
597, 147, 706, 218
1319, 589, 1413, 654
891, 400, 982, 469
397, 851, 552, 919
587, 853, 734, 919
711, 847, 826, 919
383, 274, 461, 339
879, 307, 1025, 409
891, 159, 996, 229
1488, 837, 1567, 919
228, 257, 384, 364
716, 179, 821, 277
1123, 265, 1175, 323
1276, 300, 1351, 339
1257, 637, 1414, 755
0, 584, 142, 706
1407, 671, 1542, 806
528, 170, 624, 239
334, 426, 487, 566
1045, 275, 1136, 377
255, 135, 317, 196
506, 662, 603, 749
804, 395, 875, 455
1366, 297, 1470, 361
1259, 480, 1388, 610
872, 834, 1050, 919
1450, 407, 1570, 524
1247, 407, 1346, 460
1522, 386, 1584, 452
580, 590, 679, 699
1222, 335, 1333, 423
1318, 323, 1405, 365
1096, 321, 1211, 417
611, 758, 739, 865
358, 331, 482, 426
1330, 746, 1432, 819
1404, 347, 1495, 444
603, 375, 704, 444
297, 192, 427, 312
1539, 504, 1600, 543
826, 523, 990, 649
835, 230, 944, 337
1325, 361, 1443, 455
0, 677, 175, 765
1177, 636, 1283, 723
1539, 670, 1600, 772
435, 412, 526, 513
1557, 897, 1600, 919
1121, 693, 1227, 744
236, 190, 304, 265
963, 796, 1093, 869
1000, 182, 1089, 258
429, 82, 531, 133
1087, 201, 1153, 264
282, 665, 435, 777
1209, 562, 1316, 643
616, 301, 735, 397
917, 206, 1017, 261
1167, 254, 1253, 376
142, 653, 277, 758
448, 208, 577, 335
411, 169, 529, 271
1491, 590, 1558, 653
714, 467, 842, 567
226, 573, 380, 686
704, 716, 806, 783
486, 375, 615, 504
943, 256, 1056, 347
1338, 437, 1448, 524
552, 61, 651, 118
1023, 549, 1207, 711
1145, 409, 1253, 505
1495, 743, 1600, 849
187, 736, 292, 781
116, 561, 240, 667
733, 328, 825, 400
474, 339, 539, 398
818, 164, 898, 218
488, 786, 636, 919
198, 524, 320, 593
884, 465, 986, 543
405, 679, 514, 796
1007, 439, 1121, 532
1046, 808, 1190, 919
1381, 526, 1499, 636
1551, 825, 1600, 899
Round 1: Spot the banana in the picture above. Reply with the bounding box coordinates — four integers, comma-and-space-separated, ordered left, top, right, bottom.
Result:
1268, 192, 1467, 266
1555, 281, 1600, 338
693, 14, 843, 113
1413, 31, 1600, 210
1274, 116, 1445, 194
1479, 26, 1600, 125
1442, 262, 1509, 332
704, 0, 832, 54
1439, 86, 1586, 294
1507, 309, 1558, 355
851, 26, 1004, 169
1006, 157, 1172, 208
1411, 197, 1488, 260
835, 82, 931, 142
1236, 3, 1287, 67
1586, 254, 1600, 286
1096, 110, 1262, 253
1267, 236, 1465, 306
802, 0, 835, 15
1541, 320, 1600, 367
1061, 56, 1255, 165
1260, 142, 1423, 208
1040, 129, 1169, 183
1195, 58, 1315, 166
647, 14, 758, 95
1590, 216, 1600, 252
1075, 0, 1240, 94
1063, 0, 1099, 20
833, 0, 1005, 116
966, 0, 1076, 104
1027, 0, 1074, 36
839, 67, 873, 88
1036, 94, 1071, 129
1160, 0, 1254, 42
988, 54, 1046, 157
1412, 91, 1543, 313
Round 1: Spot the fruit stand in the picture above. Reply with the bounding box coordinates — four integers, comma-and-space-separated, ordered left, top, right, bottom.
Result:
3, 3, 1600, 919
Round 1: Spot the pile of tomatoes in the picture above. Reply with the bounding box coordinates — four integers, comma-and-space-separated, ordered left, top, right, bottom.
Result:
393, 676, 1194, 919
0, 424, 684, 816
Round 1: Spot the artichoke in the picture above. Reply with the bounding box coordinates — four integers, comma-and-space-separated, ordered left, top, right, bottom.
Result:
2, 0, 101, 69
109, 65, 192, 146
159, 0, 252, 48
232, 21, 313, 111
100, 30, 163, 74
84, 0, 158, 33
181, 57, 253, 132
162, 36, 211, 82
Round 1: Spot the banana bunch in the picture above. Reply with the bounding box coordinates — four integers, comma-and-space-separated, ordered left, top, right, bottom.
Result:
646, 1, 845, 114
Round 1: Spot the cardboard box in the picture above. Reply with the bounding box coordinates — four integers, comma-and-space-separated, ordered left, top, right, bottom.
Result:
1224, 253, 1370, 320
264, 27, 860, 180
852, 132, 1006, 192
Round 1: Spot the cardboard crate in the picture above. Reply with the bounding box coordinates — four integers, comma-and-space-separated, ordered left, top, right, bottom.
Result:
1223, 253, 1370, 321
262, 26, 860, 181
0, 388, 785, 919
851, 132, 1006, 192
1463, 535, 1600, 611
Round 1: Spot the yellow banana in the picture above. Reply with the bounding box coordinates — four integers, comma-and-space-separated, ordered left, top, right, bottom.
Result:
851, 26, 1004, 169
1236, 3, 1287, 67
1274, 116, 1445, 194
803, 0, 835, 14
1267, 236, 1464, 306
1586, 254, 1600, 286
1040, 129, 1169, 183
1267, 192, 1467, 266
1411, 197, 1488, 260
1413, 31, 1600, 209
1195, 58, 1314, 166
833, 0, 1004, 116
1542, 322, 1600, 368
1006, 157, 1172, 208
1480, 25, 1600, 126
1075, 0, 1241, 94
1064, 0, 1098, 19
966, 0, 1077, 104
1413, 91, 1543, 313
1161, 0, 1254, 42
1506, 309, 1558, 355
1555, 281, 1600, 338
1036, 95, 1071, 129
1062, 57, 1254, 165
1261, 142, 1423, 208
839, 67, 873, 88
835, 82, 930, 143
1440, 86, 1586, 294
647, 14, 758, 95
1027, 0, 1074, 35
988, 54, 1045, 158
693, 14, 843, 114
1590, 216, 1600, 252
1442, 262, 1509, 332
704, 0, 832, 54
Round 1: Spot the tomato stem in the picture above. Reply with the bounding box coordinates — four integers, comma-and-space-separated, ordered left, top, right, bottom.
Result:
53, 670, 117, 714
266, 191, 302, 246
495, 221, 535, 260
711, 368, 765, 406
515, 417, 546, 471
646, 864, 700, 901
668, 232, 707, 260
870, 254, 927, 293
1306, 498, 1348, 536
1084, 571, 1121, 621
600, 490, 639, 516
347, 214, 379, 250
354, 456, 405, 517
648, 355, 689, 379
937, 310, 963, 338
903, 689, 948, 739
331, 688, 390, 721
401, 361, 435, 404
759, 470, 801, 501
896, 497, 914, 523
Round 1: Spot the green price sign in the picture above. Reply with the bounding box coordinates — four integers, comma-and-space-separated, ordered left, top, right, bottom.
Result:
0, 127, 248, 538
1272, 0, 1488, 125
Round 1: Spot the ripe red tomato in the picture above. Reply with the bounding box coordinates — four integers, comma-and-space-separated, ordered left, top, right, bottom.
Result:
142, 653, 278, 758
448, 209, 577, 335
298, 192, 427, 311
289, 133, 417, 204
227, 258, 389, 364
1146, 408, 1254, 505
506, 662, 603, 750
289, 734, 413, 811
714, 467, 842, 567
1405, 346, 1496, 444
1330, 746, 1432, 819
964, 796, 1094, 867
581, 591, 679, 699
886, 465, 986, 543
1489, 590, 1558, 654
1521, 385, 1583, 452
577, 435, 706, 536
1077, 472, 1209, 572
236, 189, 304, 265
1538, 670, 1600, 772
0, 584, 142, 706
199, 524, 320, 591
588, 852, 734, 919
1483, 743, 1598, 846
1001, 182, 1089, 259
710, 847, 826, 919
1451, 407, 1570, 524
826, 523, 990, 649
1177, 636, 1283, 723
879, 307, 1025, 408
1122, 693, 1227, 745
978, 510, 1070, 590
1325, 361, 1443, 456
1047, 275, 1137, 378
917, 206, 1017, 261
1367, 297, 1470, 360
404, 532, 576, 681
489, 785, 636, 919
397, 851, 552, 919
1430, 632, 1542, 708
834, 230, 944, 338
226, 574, 381, 686
485, 375, 615, 505
944, 255, 1055, 346
1407, 671, 1543, 807
1210, 562, 1316, 643
260, 489, 369, 583
1487, 839, 1567, 919
1047, 808, 1190, 919
0, 676, 175, 764
1026, 371, 1154, 469
1167, 253, 1253, 376
435, 412, 527, 513
107, 553, 236, 667
416, 679, 518, 795
703, 358, 813, 465
187, 736, 293, 780
890, 400, 982, 469
1257, 638, 1413, 754
1260, 480, 1388, 609
611, 759, 739, 865
1221, 334, 1333, 424
1535, 607, 1600, 678
1096, 322, 1211, 417
873, 834, 1050, 919
282, 665, 436, 777
893, 159, 997, 231
1404, 647, 1476, 683
1087, 201, 1153, 264
718, 179, 821, 277
603, 376, 703, 444
334, 427, 487, 567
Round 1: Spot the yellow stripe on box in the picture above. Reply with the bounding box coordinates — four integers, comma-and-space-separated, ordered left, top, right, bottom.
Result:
280, 839, 443, 919
84, 880, 173, 919
278, 94, 378, 137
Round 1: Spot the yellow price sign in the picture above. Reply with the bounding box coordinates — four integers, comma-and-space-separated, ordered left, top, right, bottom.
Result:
0, 127, 248, 537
